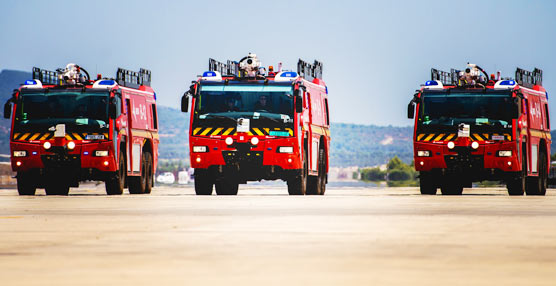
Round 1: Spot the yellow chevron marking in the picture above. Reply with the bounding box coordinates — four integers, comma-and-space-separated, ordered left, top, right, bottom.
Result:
28, 133, 41, 141
222, 128, 234, 136
211, 128, 223, 136
286, 128, 294, 136
193, 128, 202, 135
19, 133, 31, 140
506, 134, 511, 141
247, 131, 253, 136
424, 134, 435, 141
104, 133, 109, 139
39, 133, 50, 140
13, 133, 20, 139
263, 128, 270, 135
417, 134, 425, 141
433, 134, 445, 141
483, 133, 489, 140
200, 128, 213, 136
444, 134, 455, 141
73, 133, 83, 140
65, 135, 73, 140
252, 128, 264, 136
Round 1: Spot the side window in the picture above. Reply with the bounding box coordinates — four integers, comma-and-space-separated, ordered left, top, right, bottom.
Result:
152, 104, 158, 130
116, 94, 122, 117
544, 104, 550, 130
324, 98, 330, 126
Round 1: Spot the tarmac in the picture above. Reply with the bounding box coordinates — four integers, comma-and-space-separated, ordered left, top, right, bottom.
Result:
1, 185, 556, 285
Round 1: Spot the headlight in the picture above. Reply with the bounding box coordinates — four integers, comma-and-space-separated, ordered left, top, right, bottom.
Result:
498, 151, 512, 157
192, 146, 208, 153
250, 137, 259, 145
13, 151, 27, 157
278, 146, 294, 153
43, 141, 52, 150
67, 141, 76, 150
417, 150, 431, 157
447, 141, 455, 149
225, 137, 234, 145
95, 150, 109, 157
471, 141, 479, 149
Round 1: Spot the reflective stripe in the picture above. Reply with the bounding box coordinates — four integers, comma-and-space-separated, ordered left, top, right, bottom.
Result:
222, 128, 234, 136
433, 134, 445, 141
200, 128, 213, 136
211, 128, 223, 136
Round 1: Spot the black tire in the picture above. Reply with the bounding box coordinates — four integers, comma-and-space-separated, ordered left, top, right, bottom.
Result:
194, 169, 213, 195
287, 151, 307, 195
440, 174, 463, 195
215, 177, 239, 195
16, 172, 36, 196
507, 151, 526, 196
45, 177, 70, 196
128, 152, 148, 194
144, 152, 153, 194
106, 152, 125, 195
307, 148, 326, 195
526, 149, 547, 196
419, 171, 437, 195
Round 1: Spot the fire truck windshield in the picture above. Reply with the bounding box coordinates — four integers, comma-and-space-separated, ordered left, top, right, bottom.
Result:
15, 90, 109, 128
419, 92, 516, 127
194, 84, 294, 126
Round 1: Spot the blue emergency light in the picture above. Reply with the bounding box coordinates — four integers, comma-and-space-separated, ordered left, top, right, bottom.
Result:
98, 80, 116, 86
425, 80, 439, 86
279, 72, 298, 78
499, 80, 516, 86
24, 80, 37, 85
203, 71, 217, 77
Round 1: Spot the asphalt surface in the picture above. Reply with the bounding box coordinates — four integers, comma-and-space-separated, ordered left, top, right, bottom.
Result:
1, 185, 556, 286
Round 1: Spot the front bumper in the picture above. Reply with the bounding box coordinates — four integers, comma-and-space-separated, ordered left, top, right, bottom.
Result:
414, 141, 519, 174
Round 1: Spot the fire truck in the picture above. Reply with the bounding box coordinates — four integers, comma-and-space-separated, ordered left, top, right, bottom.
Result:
181, 54, 330, 195
4, 63, 159, 196
408, 64, 550, 196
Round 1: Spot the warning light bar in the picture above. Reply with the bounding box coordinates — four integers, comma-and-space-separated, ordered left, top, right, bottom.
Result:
297, 59, 323, 81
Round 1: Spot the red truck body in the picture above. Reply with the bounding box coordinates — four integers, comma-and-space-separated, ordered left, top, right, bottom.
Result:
181, 55, 330, 195
5, 65, 158, 195
408, 65, 550, 195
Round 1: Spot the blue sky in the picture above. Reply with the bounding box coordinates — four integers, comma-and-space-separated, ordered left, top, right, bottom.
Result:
1, 0, 555, 126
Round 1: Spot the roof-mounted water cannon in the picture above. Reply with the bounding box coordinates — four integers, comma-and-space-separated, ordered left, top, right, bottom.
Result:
57, 63, 90, 85
238, 53, 261, 77
457, 63, 488, 86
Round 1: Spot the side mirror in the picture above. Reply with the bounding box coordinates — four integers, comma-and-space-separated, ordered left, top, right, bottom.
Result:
181, 93, 189, 112
109, 97, 117, 119
4, 100, 12, 119
512, 97, 521, 119
295, 89, 303, 113
407, 102, 415, 119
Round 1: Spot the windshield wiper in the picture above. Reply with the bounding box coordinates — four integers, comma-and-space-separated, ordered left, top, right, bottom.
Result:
199, 113, 237, 123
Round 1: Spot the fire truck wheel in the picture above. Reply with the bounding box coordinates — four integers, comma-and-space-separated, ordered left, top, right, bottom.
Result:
419, 172, 437, 195
129, 152, 150, 194
287, 152, 308, 195
507, 151, 526, 196
144, 152, 153, 194
45, 179, 70, 196
307, 148, 326, 195
526, 150, 547, 196
16, 172, 36, 196
440, 175, 463, 195
106, 152, 126, 195
215, 178, 239, 195
194, 170, 213, 195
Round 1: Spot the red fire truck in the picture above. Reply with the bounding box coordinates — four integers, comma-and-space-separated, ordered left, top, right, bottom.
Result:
408, 64, 550, 195
181, 54, 330, 195
4, 63, 159, 196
